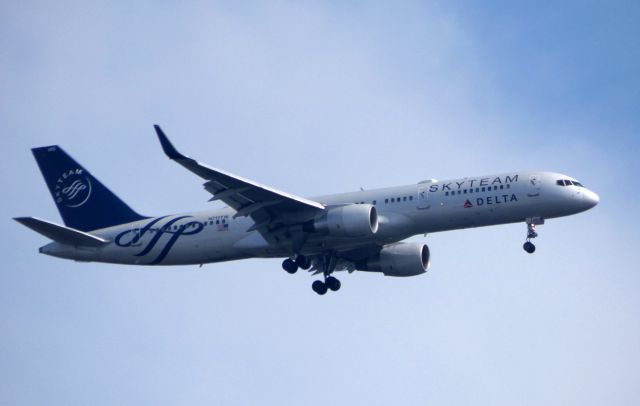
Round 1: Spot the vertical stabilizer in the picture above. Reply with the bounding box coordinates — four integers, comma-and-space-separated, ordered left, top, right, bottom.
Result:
31, 145, 146, 231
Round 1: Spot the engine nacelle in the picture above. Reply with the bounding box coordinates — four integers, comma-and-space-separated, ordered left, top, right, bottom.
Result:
310, 204, 378, 237
360, 242, 430, 277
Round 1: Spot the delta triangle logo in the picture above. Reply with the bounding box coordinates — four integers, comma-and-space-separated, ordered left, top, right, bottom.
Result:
464, 199, 473, 208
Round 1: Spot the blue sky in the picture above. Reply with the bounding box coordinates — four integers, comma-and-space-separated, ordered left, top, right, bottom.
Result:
1, 1, 639, 405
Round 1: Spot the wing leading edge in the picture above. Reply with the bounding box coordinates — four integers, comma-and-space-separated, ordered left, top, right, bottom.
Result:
154, 125, 325, 232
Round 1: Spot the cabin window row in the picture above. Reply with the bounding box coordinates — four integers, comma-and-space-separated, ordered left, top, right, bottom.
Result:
141, 219, 228, 233
384, 196, 414, 204
444, 184, 510, 196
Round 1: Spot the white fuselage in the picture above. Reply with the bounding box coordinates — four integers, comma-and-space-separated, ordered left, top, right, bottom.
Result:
40, 171, 599, 265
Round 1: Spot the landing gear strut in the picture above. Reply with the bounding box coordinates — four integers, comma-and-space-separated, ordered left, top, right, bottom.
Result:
523, 219, 541, 254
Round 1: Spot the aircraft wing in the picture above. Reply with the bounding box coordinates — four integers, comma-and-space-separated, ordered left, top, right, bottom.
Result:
154, 126, 325, 231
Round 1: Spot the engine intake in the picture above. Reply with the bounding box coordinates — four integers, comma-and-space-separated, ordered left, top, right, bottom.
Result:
360, 242, 430, 277
309, 204, 378, 237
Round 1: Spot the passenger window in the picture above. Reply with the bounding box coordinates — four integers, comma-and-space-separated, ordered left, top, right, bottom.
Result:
481, 187, 485, 192
373, 200, 377, 205
385, 198, 389, 203
499, 185, 504, 190
403, 197, 407, 201
409, 196, 413, 200
506, 184, 511, 189
391, 198, 395, 203
445, 192, 449, 196
457, 190, 461, 195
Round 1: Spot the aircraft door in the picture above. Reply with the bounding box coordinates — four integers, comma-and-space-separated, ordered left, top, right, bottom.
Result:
417, 184, 430, 209
528, 174, 542, 197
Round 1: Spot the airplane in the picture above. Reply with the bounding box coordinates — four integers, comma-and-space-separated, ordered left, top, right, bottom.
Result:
14, 126, 600, 295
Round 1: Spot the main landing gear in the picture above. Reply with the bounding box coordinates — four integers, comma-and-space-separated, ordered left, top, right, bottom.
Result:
281, 255, 311, 274
312, 275, 341, 295
311, 254, 341, 295
283, 254, 342, 295
523, 220, 540, 254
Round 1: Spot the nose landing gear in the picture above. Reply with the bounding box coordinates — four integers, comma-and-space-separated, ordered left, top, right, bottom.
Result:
523, 240, 536, 254
523, 218, 543, 254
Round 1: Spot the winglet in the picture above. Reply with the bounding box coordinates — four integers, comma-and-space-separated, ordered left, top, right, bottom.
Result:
154, 125, 187, 160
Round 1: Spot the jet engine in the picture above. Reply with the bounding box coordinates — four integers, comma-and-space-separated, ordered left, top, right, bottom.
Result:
308, 204, 378, 237
359, 242, 430, 276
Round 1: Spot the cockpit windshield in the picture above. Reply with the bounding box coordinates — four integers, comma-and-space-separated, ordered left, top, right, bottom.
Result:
556, 179, 584, 187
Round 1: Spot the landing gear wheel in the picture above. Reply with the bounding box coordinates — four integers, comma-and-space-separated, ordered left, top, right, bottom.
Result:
326, 276, 341, 291
523, 241, 536, 254
312, 280, 328, 295
282, 258, 298, 274
295, 255, 311, 270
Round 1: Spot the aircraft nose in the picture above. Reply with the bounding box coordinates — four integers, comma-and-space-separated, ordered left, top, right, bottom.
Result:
583, 189, 600, 209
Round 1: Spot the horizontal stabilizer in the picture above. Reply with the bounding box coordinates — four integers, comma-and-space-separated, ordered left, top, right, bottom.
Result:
14, 217, 108, 247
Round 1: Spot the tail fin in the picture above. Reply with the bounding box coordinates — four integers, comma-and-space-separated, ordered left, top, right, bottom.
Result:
31, 145, 146, 231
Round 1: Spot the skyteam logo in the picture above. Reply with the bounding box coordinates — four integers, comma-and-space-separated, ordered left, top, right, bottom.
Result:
54, 169, 92, 208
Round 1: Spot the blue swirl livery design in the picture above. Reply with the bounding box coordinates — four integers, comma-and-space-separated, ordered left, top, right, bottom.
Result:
115, 216, 205, 265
